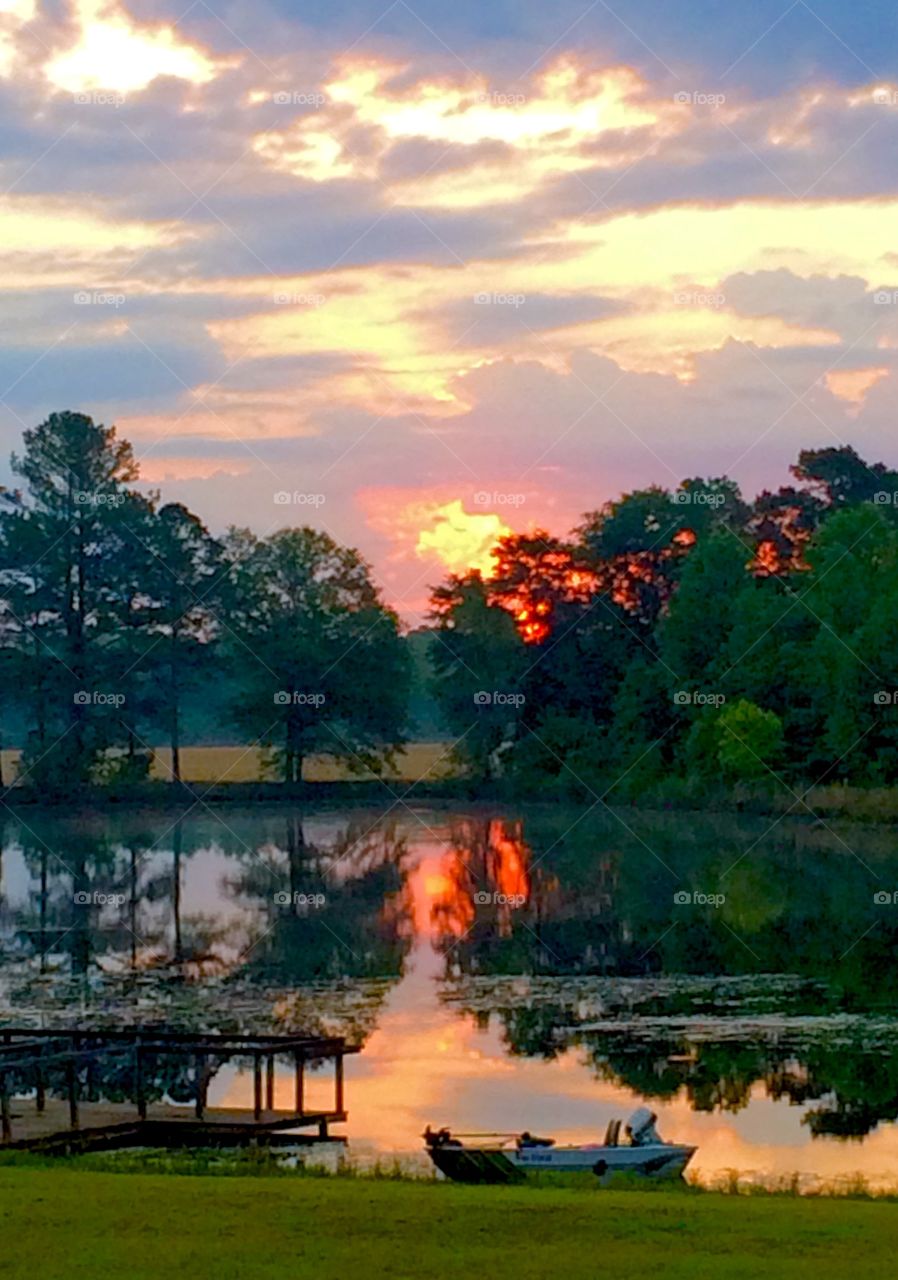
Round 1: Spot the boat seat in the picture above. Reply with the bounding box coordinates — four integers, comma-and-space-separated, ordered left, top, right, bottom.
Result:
603, 1119, 621, 1147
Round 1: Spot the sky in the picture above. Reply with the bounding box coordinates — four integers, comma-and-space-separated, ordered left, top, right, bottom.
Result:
2, 0, 898, 618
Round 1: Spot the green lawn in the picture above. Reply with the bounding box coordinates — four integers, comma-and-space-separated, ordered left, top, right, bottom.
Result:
2, 1170, 897, 1279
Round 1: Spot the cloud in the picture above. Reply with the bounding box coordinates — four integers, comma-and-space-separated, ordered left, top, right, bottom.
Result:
254, 56, 688, 208
46, 0, 231, 94
3, 6, 898, 604
0, 0, 34, 77
824, 365, 890, 413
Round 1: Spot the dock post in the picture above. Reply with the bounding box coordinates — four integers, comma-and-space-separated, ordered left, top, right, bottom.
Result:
335, 1052, 344, 1114
66, 1056, 79, 1130
1, 1072, 11, 1143
265, 1055, 274, 1112
195, 1053, 207, 1120
35, 1044, 45, 1113
135, 1037, 147, 1120
294, 1052, 304, 1115
253, 1053, 262, 1120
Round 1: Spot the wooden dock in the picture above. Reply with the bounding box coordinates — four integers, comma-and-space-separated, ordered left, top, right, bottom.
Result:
0, 1027, 359, 1154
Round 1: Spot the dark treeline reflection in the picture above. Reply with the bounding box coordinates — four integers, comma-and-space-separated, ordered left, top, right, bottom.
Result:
0, 810, 413, 1047
3, 807, 898, 1135
433, 812, 898, 1140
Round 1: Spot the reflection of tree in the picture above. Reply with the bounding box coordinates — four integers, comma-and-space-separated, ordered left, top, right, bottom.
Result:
227, 817, 413, 984
444, 973, 898, 1137
432, 812, 898, 1011
1, 812, 414, 992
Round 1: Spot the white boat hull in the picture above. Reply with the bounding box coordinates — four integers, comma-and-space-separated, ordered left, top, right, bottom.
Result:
426, 1139, 696, 1184
511, 1142, 696, 1181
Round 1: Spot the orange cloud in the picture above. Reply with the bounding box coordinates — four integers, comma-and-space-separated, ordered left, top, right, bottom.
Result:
824, 366, 890, 413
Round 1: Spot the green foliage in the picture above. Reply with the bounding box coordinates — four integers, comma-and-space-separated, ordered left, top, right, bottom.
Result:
0, 411, 408, 791
427, 442, 898, 795
220, 526, 409, 783
715, 700, 784, 780
429, 573, 527, 779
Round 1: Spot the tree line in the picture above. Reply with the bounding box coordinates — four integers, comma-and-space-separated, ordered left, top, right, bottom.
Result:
0, 411, 409, 796
429, 444, 898, 794
3, 410, 897, 800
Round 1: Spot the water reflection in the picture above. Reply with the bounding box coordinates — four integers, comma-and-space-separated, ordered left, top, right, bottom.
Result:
3, 805, 898, 1179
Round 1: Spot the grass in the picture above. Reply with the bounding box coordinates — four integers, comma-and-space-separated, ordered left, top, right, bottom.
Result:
0, 741, 458, 786
2, 1165, 898, 1279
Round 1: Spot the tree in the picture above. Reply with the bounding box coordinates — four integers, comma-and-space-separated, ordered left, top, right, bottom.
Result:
221, 527, 408, 784
139, 504, 223, 783
791, 445, 897, 508
487, 531, 598, 644
430, 573, 526, 780
715, 699, 784, 781
0, 412, 141, 791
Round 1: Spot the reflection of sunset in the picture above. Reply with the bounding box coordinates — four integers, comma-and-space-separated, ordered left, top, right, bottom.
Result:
216, 828, 898, 1186
430, 819, 531, 940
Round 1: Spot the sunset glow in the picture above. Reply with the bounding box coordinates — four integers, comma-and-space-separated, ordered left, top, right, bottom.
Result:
0, 2, 896, 613
415, 501, 510, 577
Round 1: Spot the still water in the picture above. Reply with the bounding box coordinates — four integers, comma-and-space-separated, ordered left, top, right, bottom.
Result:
2, 804, 898, 1185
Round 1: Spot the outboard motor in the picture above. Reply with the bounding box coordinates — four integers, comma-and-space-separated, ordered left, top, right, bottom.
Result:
625, 1106, 662, 1147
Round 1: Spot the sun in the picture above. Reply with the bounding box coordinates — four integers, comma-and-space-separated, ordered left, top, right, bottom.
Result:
415, 500, 511, 577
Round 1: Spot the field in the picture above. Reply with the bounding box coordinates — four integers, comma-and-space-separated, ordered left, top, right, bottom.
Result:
0, 742, 458, 786
2, 1168, 897, 1279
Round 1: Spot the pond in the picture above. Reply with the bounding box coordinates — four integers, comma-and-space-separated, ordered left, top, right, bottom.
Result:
2, 803, 898, 1185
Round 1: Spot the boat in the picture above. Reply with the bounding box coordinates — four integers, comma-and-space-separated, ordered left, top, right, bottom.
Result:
423, 1107, 696, 1185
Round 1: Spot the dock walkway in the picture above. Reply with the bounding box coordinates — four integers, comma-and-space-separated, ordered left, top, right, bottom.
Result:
0, 1027, 358, 1154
